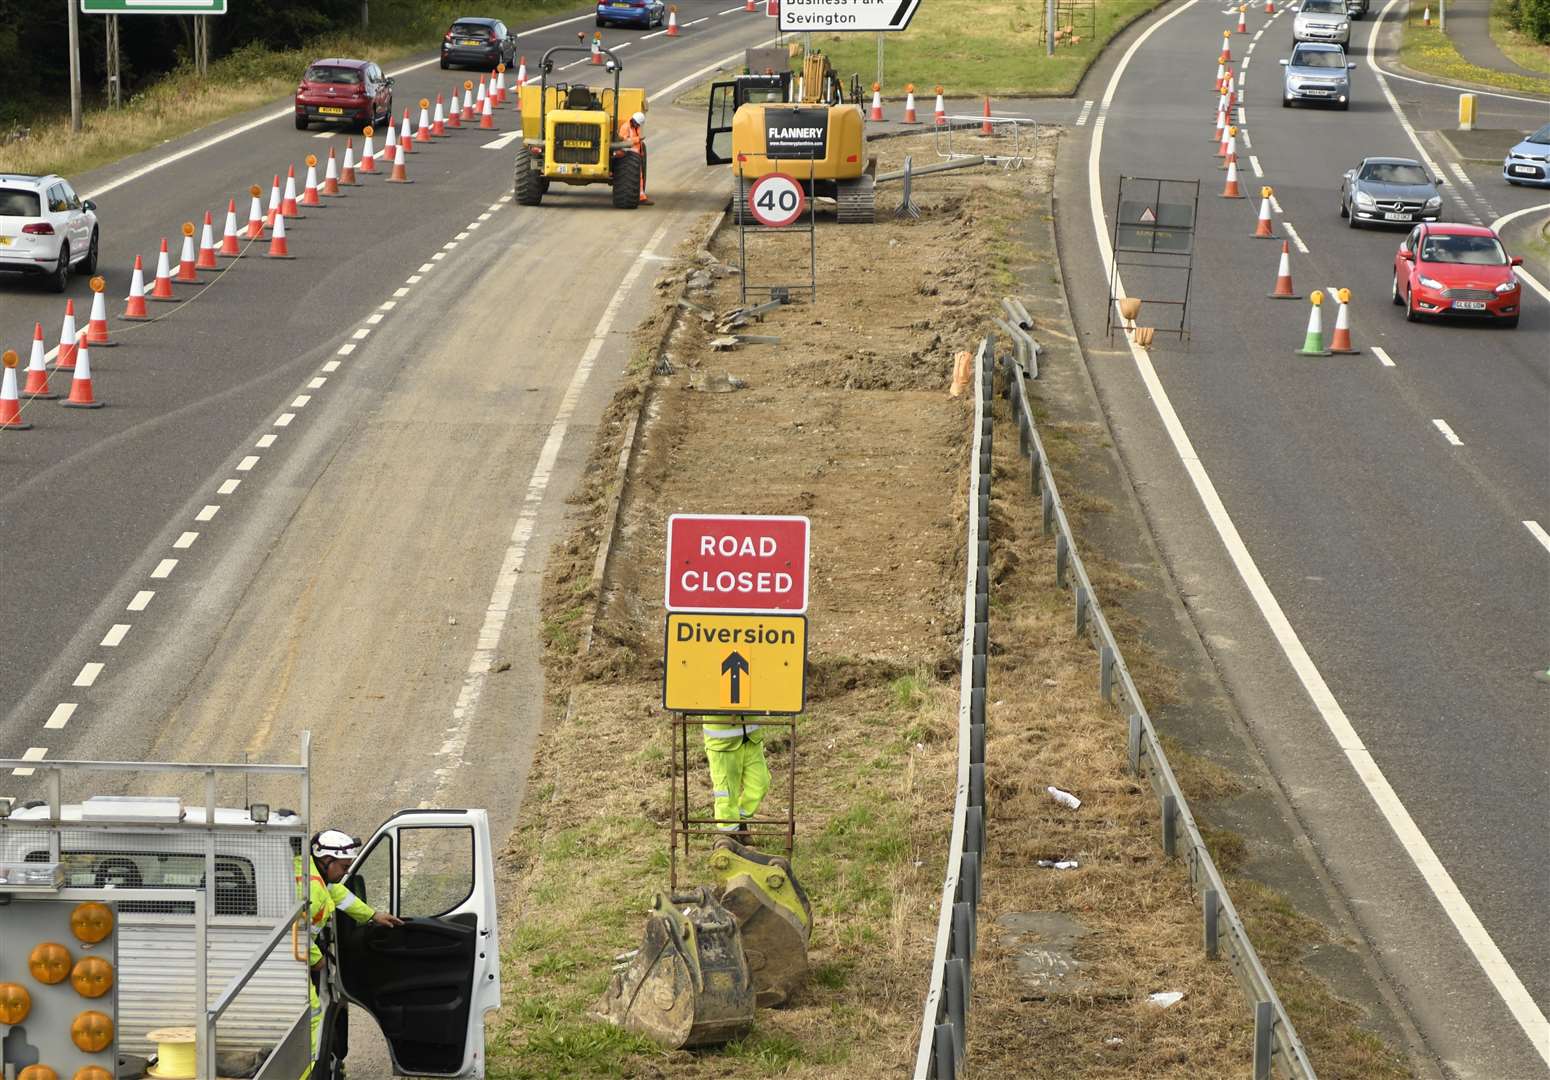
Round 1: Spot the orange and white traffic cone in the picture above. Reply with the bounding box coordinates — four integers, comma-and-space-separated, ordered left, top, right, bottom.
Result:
432, 95, 447, 137
61, 333, 103, 409
1221, 30, 1232, 63
1220, 126, 1238, 169
1265, 0, 1274, 11
245, 185, 267, 239
766, 0, 778, 15
387, 142, 413, 183
282, 164, 304, 218
1423, 5, 1431, 26
447, 88, 464, 128
150, 239, 177, 301
667, 6, 680, 35
23, 324, 57, 398
903, 84, 919, 123
1216, 59, 1226, 91
0, 350, 31, 429
479, 92, 495, 129
321, 147, 342, 195
416, 98, 432, 142
981, 96, 994, 135
1217, 121, 1232, 157
399, 109, 415, 152
1268, 240, 1300, 298
341, 140, 361, 185
494, 66, 507, 105
461, 81, 475, 122
265, 210, 294, 258
870, 83, 884, 121
196, 211, 218, 269
265, 175, 283, 227
1296, 291, 1332, 355
934, 87, 947, 126
55, 298, 79, 369
745, 0, 755, 11
1329, 288, 1360, 353
1221, 157, 1244, 197
123, 256, 151, 320
1213, 104, 1226, 142
360, 128, 379, 173
300, 155, 323, 206
1237, 4, 1248, 32
591, 34, 602, 64
1253, 187, 1276, 237
516, 57, 528, 90
221, 198, 242, 255
175, 222, 201, 283
86, 276, 115, 346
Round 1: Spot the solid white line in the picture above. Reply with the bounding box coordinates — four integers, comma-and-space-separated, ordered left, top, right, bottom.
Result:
45, 703, 78, 730
1283, 221, 1309, 254
13, 747, 47, 777
1490, 202, 1550, 303
1249, 154, 1263, 177
1091, 0, 1550, 1063
717, 3, 745, 11
1375, 59, 1550, 103
1524, 520, 1550, 554
101, 624, 131, 647
1371, 345, 1396, 367
74, 663, 104, 688
291, 395, 311, 408
196, 504, 219, 521
274, 413, 294, 427
1433, 418, 1464, 446
151, 558, 178, 579
218, 478, 240, 494
430, 214, 674, 803
128, 591, 154, 611
173, 531, 198, 549
237, 455, 259, 471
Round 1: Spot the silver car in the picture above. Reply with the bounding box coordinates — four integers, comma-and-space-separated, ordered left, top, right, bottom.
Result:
1281, 43, 1356, 108
1293, 0, 1351, 44
1340, 157, 1444, 229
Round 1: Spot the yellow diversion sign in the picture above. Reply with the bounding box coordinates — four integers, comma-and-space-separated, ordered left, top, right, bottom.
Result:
663, 613, 807, 715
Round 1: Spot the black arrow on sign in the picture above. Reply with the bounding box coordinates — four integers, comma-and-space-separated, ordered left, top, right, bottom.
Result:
890, 0, 920, 28
721, 651, 750, 704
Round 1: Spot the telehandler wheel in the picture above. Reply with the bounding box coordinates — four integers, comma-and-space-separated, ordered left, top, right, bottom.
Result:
514, 151, 543, 206
612, 152, 642, 209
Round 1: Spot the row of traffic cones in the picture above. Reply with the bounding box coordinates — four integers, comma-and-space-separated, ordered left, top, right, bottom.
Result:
863, 85, 999, 131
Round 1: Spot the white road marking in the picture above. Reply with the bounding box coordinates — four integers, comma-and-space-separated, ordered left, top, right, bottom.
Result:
129, 590, 154, 611
393, 287, 409, 298
337, 343, 356, 356
477, 213, 491, 222
1524, 520, 1550, 554
173, 531, 198, 548
1432, 419, 1464, 446
717, 3, 745, 11
45, 703, 78, 730
352, 328, 371, 339
454, 231, 470, 241
312, 131, 334, 139
1491, 203, 1550, 303
256, 433, 277, 448
101, 624, 131, 647
442, 241, 458, 250
466, 222, 481, 230
74, 663, 104, 688
1371, 345, 1396, 367
430, 214, 675, 804
418, 263, 435, 273
432, 251, 447, 261
196, 504, 219, 521
1269, 194, 1282, 213
13, 747, 47, 777
322, 361, 340, 373
1091, 0, 1550, 1063
1254, 27, 1264, 39
236, 455, 259, 471
379, 300, 396, 311
482, 130, 525, 151
1249, 154, 1263, 176
1242, 54, 1251, 67
1075, 100, 1095, 126
407, 275, 423, 284
291, 395, 311, 409
1242, 130, 1252, 148
274, 414, 294, 427
1283, 221, 1309, 253
151, 558, 178, 578
307, 378, 326, 390
367, 313, 384, 325
218, 478, 240, 494
1237, 107, 1246, 124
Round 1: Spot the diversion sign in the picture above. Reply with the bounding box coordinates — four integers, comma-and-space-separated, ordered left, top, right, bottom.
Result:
779, 0, 922, 32
764, 109, 829, 159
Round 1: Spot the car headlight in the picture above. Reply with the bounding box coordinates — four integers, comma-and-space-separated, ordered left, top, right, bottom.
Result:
1418, 276, 1444, 290
1425, 196, 1442, 209
1338, 20, 1349, 28
1495, 279, 1520, 293
1354, 191, 1376, 208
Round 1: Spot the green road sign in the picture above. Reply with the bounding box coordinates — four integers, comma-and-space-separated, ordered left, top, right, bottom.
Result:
82, 0, 227, 13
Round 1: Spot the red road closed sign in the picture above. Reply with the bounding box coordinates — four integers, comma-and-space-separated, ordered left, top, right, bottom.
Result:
665, 514, 810, 613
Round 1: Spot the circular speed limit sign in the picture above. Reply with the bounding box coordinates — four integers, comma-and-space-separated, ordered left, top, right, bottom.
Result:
747, 173, 806, 228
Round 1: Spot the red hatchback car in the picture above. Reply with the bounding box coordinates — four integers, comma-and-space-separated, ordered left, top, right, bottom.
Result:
294, 58, 393, 132
1393, 223, 1523, 328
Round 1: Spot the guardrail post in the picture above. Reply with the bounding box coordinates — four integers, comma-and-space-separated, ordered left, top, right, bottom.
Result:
945, 958, 969, 1062
1029, 446, 1041, 497
1161, 793, 1178, 858
1099, 644, 1115, 703
1127, 711, 1142, 775
1055, 533, 1069, 587
970, 723, 985, 767
973, 621, 988, 658
970, 688, 986, 728
1074, 584, 1089, 636
1203, 887, 1219, 960
965, 804, 984, 858
953, 896, 977, 956
972, 653, 986, 692
1253, 1001, 1275, 1080
969, 763, 984, 811
934, 1024, 958, 1079
975, 592, 988, 624
1040, 480, 1053, 533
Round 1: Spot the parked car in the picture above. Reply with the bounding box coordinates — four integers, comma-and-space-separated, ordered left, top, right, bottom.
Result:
596, 0, 667, 27
1293, 0, 1351, 44
1503, 122, 1550, 186
1392, 223, 1522, 328
1340, 156, 1444, 228
1344, 0, 1369, 18
294, 59, 393, 131
440, 17, 516, 70
1281, 43, 1356, 108
0, 173, 98, 292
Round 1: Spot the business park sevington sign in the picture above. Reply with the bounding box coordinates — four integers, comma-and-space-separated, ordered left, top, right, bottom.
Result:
779, 0, 922, 32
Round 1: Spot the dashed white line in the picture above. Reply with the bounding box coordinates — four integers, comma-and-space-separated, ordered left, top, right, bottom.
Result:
367, 313, 384, 325
442, 241, 458, 250
1269, 194, 1283, 213
419, 262, 435, 273
1075, 99, 1095, 126
236, 455, 259, 471
291, 395, 311, 409
1249, 154, 1264, 177
322, 361, 340, 373
101, 624, 131, 647
337, 343, 356, 356
307, 377, 326, 390
151, 558, 178, 579
274, 414, 294, 427
45, 704, 78, 730
1432, 419, 1464, 446
1237, 107, 1246, 124
432, 251, 447, 261
393, 287, 410, 298
128, 590, 154, 611
256, 433, 277, 448
218, 479, 241, 494
74, 663, 104, 688
477, 213, 491, 222
196, 504, 219, 522
352, 328, 371, 340
1282, 221, 1309, 254
466, 221, 481, 230
1242, 130, 1252, 149
1525, 521, 1550, 554
1371, 345, 1396, 367
1242, 54, 1251, 68
13, 747, 47, 777
379, 300, 396, 311
455, 231, 470, 241
173, 531, 198, 549
1253, 27, 1264, 39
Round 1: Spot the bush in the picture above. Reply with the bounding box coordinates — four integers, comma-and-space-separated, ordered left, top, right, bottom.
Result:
1507, 0, 1550, 42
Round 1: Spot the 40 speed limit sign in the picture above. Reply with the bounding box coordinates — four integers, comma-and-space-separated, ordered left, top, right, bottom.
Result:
747, 173, 807, 228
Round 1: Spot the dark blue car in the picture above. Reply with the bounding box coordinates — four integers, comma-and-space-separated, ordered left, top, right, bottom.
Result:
596, 0, 666, 27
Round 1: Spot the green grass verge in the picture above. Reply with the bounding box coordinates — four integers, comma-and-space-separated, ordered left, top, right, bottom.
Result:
1398, 4, 1550, 95
0, 0, 577, 181
1489, 0, 1550, 76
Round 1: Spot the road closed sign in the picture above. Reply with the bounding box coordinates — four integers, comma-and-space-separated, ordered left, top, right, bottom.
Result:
779, 0, 922, 32
664, 613, 808, 714
665, 514, 810, 613
747, 173, 807, 228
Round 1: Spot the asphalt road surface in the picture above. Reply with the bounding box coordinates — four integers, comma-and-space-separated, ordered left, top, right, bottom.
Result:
1057, 1, 1549, 1076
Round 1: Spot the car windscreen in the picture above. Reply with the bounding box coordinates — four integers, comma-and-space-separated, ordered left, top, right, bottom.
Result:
1362, 162, 1430, 184
451, 22, 494, 36
1301, 0, 1344, 12
1293, 49, 1345, 67
304, 66, 362, 85
1420, 235, 1506, 265
0, 188, 42, 216
1529, 124, 1550, 144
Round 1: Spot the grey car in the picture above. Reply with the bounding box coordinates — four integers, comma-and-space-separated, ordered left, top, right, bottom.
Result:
1281, 43, 1356, 108
1340, 157, 1444, 228
1293, 0, 1351, 44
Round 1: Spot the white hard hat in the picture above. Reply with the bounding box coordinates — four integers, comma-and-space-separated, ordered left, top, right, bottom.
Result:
631, 111, 645, 126
312, 829, 361, 861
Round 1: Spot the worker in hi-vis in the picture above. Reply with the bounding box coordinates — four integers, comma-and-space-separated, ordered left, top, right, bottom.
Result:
703, 717, 770, 842
295, 829, 404, 1078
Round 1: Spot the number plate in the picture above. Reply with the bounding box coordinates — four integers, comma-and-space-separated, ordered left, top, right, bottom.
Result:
318, 106, 344, 115
1383, 211, 1411, 221
1512, 165, 1537, 175
1452, 300, 1487, 311
1303, 88, 1331, 95
460, 38, 482, 45
0, 236, 11, 246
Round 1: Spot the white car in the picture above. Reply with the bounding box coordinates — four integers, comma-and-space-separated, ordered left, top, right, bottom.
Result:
1292, 0, 1351, 44
0, 172, 100, 292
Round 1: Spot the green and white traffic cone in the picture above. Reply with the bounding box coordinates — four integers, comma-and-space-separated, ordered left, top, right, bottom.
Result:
1297, 290, 1332, 356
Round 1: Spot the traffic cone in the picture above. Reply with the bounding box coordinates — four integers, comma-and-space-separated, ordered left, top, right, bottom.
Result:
1268, 241, 1300, 298
494, 66, 507, 105
149, 239, 177, 301
516, 57, 528, 90
903, 84, 919, 123
870, 83, 884, 121
175, 222, 201, 283
1296, 291, 1332, 355
432, 96, 447, 137
1237, 4, 1248, 31
341, 140, 360, 185
56, 299, 79, 369
448, 89, 464, 128
23, 324, 57, 398
461, 81, 475, 122
265, 210, 295, 258
86, 276, 115, 346
1329, 289, 1360, 353
321, 147, 342, 195
591, 34, 602, 64
1216, 60, 1226, 91
61, 334, 103, 409
123, 256, 151, 320
387, 142, 413, 183
745, 0, 756, 11
360, 129, 379, 173
479, 92, 495, 129
1221, 30, 1232, 63
0, 351, 31, 429
416, 98, 432, 142
933, 87, 947, 126
246, 185, 267, 239
1423, 5, 1430, 26
1217, 122, 1232, 157
1221, 157, 1244, 197
399, 109, 414, 152
1220, 127, 1238, 168
1265, 0, 1274, 11
766, 0, 777, 15
1214, 104, 1226, 141
281, 164, 304, 218
981, 96, 994, 135
667, 6, 680, 35
196, 211, 218, 269
300, 155, 323, 205
1253, 187, 1276, 237
221, 198, 242, 255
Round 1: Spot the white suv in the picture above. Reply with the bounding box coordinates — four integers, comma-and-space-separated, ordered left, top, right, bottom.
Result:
0, 173, 99, 292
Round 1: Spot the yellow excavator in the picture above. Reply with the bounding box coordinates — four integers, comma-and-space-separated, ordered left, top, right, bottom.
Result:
704, 49, 875, 224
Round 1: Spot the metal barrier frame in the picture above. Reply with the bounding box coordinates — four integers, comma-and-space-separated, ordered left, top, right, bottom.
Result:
933, 117, 1036, 169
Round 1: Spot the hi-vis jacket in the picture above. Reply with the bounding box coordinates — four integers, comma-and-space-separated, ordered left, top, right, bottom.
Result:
293, 855, 377, 965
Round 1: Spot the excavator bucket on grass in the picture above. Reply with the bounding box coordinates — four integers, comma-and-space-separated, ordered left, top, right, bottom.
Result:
709, 836, 813, 1007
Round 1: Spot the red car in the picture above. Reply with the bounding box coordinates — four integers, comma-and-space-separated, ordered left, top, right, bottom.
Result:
294, 58, 394, 132
1392, 223, 1523, 328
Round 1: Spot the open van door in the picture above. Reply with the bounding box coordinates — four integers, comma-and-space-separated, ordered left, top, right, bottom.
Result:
335, 809, 501, 1077
706, 81, 737, 165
